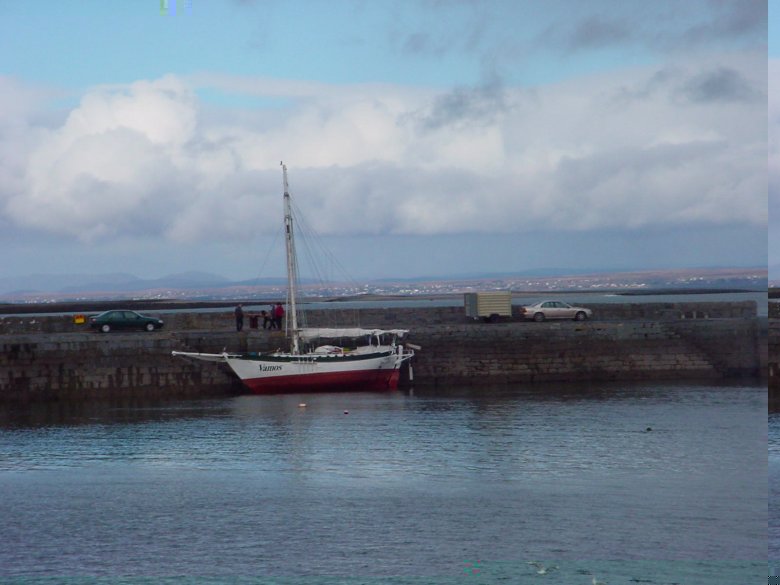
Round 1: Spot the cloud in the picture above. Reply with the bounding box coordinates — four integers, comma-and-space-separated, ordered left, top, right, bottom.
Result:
769, 59, 780, 234
5, 76, 199, 241
406, 78, 508, 131
1, 50, 765, 249
679, 0, 767, 47
538, 0, 765, 55
563, 16, 632, 51
0, 77, 63, 224
678, 67, 763, 103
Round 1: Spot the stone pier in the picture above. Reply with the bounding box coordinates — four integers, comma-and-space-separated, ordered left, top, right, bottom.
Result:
0, 301, 765, 402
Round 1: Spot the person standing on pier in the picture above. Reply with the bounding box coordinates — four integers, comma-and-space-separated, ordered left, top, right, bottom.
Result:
273, 302, 285, 330
234, 304, 244, 332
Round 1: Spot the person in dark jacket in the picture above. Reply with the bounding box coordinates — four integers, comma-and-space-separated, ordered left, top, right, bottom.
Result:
235, 304, 244, 332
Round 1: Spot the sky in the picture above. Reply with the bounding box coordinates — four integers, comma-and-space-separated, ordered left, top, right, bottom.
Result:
0, 0, 768, 283
770, 0, 780, 279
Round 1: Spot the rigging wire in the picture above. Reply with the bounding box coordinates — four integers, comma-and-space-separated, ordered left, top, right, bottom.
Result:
289, 195, 364, 329
253, 225, 284, 291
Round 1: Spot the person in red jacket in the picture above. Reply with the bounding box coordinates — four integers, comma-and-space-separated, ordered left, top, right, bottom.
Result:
273, 302, 285, 330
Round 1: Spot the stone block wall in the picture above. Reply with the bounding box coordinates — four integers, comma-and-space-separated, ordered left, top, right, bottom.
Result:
2, 333, 231, 402
405, 320, 747, 386
770, 319, 780, 394
0, 301, 758, 335
770, 301, 780, 402
666, 319, 764, 378
0, 302, 765, 402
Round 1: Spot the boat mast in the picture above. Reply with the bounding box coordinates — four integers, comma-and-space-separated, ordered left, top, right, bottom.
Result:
281, 162, 300, 354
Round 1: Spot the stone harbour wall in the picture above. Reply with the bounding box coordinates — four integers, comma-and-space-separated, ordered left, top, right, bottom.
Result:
769, 299, 779, 403
769, 318, 780, 401
0, 301, 759, 335
407, 319, 761, 386
0, 302, 766, 402
0, 333, 236, 402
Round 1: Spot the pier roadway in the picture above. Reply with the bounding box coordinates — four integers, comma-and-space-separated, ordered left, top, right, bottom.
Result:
0, 301, 766, 402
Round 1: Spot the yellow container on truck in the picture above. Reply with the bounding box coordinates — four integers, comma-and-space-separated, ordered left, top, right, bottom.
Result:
464, 291, 512, 321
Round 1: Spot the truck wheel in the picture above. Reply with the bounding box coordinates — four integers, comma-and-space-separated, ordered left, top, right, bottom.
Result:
574, 311, 587, 321
533, 313, 545, 322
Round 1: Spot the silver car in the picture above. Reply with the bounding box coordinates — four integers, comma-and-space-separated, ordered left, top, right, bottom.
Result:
521, 301, 592, 322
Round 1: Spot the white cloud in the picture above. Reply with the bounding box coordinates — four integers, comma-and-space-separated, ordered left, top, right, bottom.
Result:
2, 50, 766, 248
0, 77, 61, 221
6, 76, 199, 241
770, 59, 780, 213
769, 58, 780, 271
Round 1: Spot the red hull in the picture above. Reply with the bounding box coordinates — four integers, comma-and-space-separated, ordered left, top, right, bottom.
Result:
243, 368, 401, 394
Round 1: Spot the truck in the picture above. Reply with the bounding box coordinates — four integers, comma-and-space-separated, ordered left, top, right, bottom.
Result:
464, 291, 512, 323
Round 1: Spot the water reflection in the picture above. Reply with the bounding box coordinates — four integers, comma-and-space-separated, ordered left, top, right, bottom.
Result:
0, 380, 764, 430
0, 396, 233, 429
0, 381, 766, 578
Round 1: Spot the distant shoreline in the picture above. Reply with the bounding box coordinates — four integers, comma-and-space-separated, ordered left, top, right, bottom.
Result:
0, 288, 763, 315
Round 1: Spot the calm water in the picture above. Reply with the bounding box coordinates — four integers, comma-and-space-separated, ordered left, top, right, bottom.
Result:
7, 291, 768, 317
768, 412, 780, 577
0, 382, 767, 583
246, 291, 770, 317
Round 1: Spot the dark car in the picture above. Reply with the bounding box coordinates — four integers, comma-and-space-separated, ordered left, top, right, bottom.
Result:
89, 310, 164, 333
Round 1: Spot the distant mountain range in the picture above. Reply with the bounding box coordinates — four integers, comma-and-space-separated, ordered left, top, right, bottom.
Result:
369, 267, 630, 282
0, 267, 767, 303
0, 271, 291, 297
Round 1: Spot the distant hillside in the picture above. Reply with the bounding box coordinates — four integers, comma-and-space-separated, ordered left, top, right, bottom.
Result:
0, 273, 141, 296
370, 267, 620, 282
0, 267, 767, 303
0, 271, 309, 300
0, 271, 233, 296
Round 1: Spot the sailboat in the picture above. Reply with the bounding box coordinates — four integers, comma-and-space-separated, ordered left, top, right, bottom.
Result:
172, 163, 415, 394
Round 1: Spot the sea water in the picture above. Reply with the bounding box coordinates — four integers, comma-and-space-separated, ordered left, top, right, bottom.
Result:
0, 382, 766, 583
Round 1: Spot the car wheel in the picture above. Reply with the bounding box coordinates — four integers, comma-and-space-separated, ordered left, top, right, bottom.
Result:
101, 324, 110, 333
145, 323, 155, 331
533, 312, 545, 322
574, 311, 587, 321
